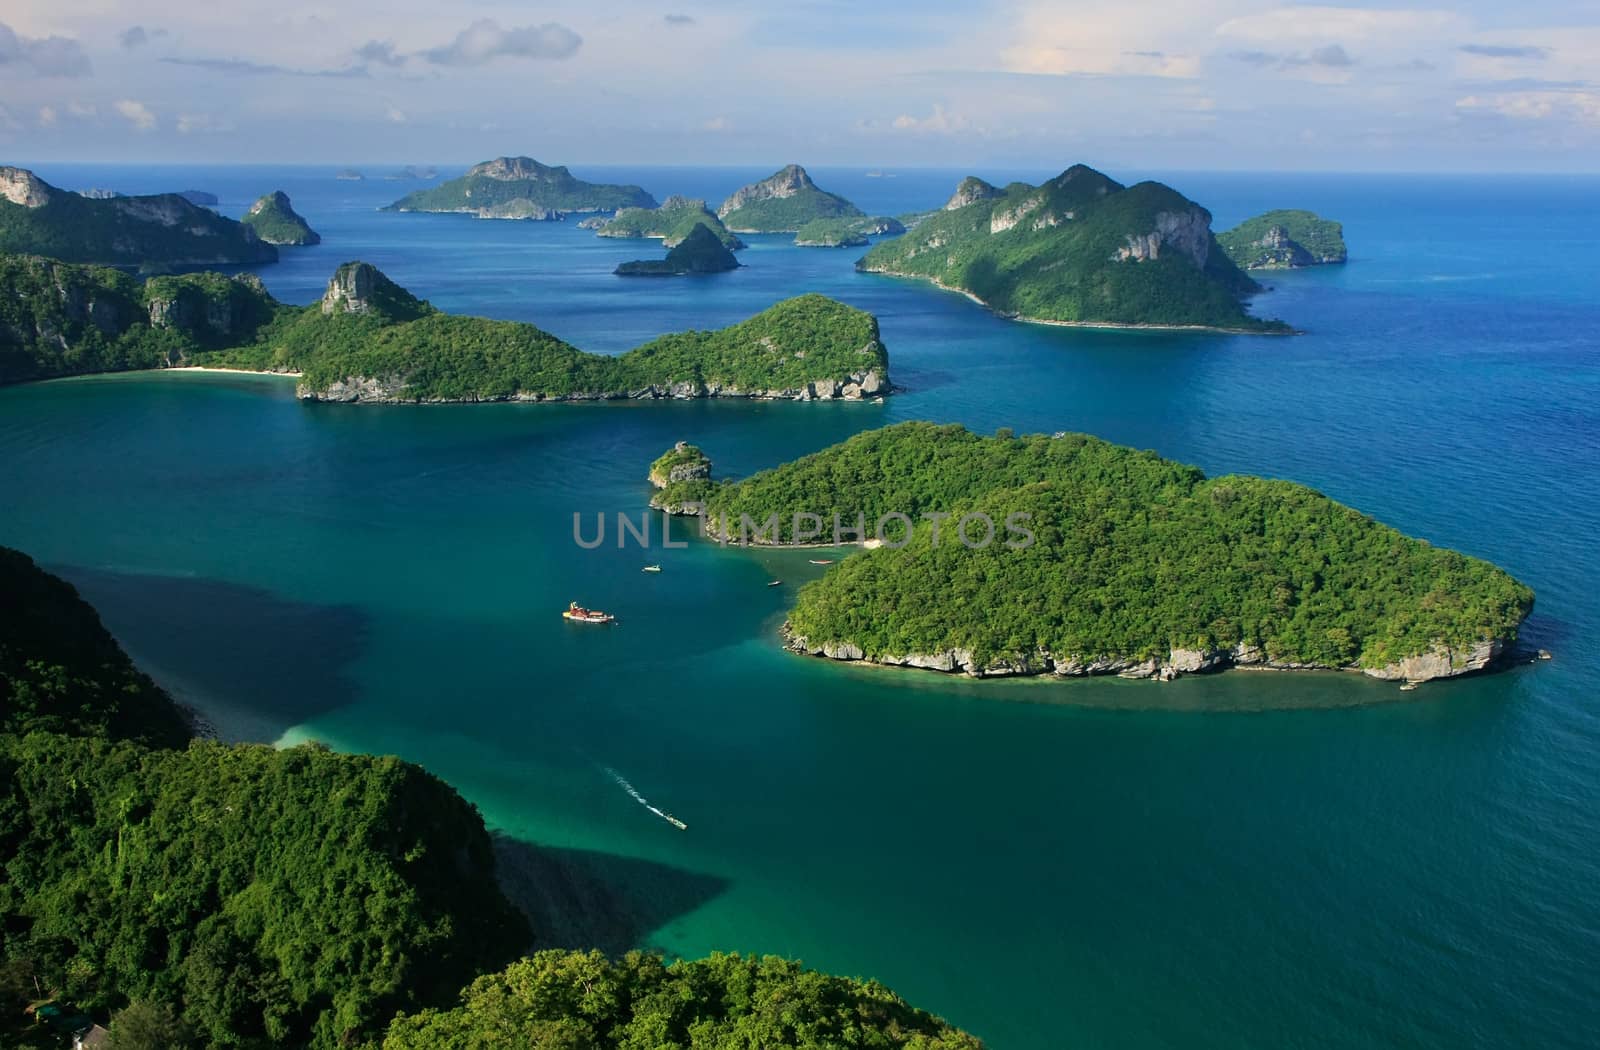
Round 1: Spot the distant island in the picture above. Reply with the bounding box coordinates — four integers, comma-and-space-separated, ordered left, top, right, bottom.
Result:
588, 195, 744, 248
794, 215, 906, 247
858, 164, 1286, 332
717, 165, 864, 233
335, 169, 364, 181
241, 191, 321, 246
383, 157, 656, 220
0, 166, 276, 268
616, 223, 740, 276
0, 545, 981, 1049
1218, 209, 1348, 269
653, 422, 1533, 683
178, 189, 219, 206
0, 254, 888, 401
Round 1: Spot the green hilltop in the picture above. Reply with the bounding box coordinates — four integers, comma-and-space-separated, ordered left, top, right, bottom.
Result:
655, 422, 1533, 681
717, 165, 865, 233
593, 195, 745, 248
859, 165, 1285, 331
615, 222, 741, 276
0, 255, 889, 402
0, 165, 276, 268
1218, 209, 1348, 269
0, 547, 981, 1049
794, 215, 907, 247
241, 190, 321, 246
383, 156, 656, 218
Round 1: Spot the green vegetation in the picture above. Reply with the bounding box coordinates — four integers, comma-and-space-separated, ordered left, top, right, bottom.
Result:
596, 196, 744, 248
0, 255, 286, 384
615, 223, 740, 276
383, 950, 982, 1049
0, 167, 276, 267
662, 423, 1533, 675
383, 157, 655, 216
1217, 209, 1348, 269
794, 216, 906, 247
0, 548, 983, 1048
240, 191, 321, 247
1, 257, 888, 400
859, 165, 1285, 331
0, 547, 190, 748
717, 165, 864, 233
649, 441, 713, 488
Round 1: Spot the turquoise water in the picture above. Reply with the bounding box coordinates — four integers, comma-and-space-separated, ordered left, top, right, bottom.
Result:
3, 164, 1598, 1048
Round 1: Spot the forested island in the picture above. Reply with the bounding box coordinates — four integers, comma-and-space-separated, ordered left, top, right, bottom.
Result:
0, 255, 889, 402
383, 157, 656, 219
652, 423, 1534, 682
717, 165, 865, 233
794, 215, 906, 247
240, 191, 321, 246
0, 546, 981, 1048
1218, 210, 1348, 269
0, 166, 277, 267
858, 165, 1286, 331
615, 223, 741, 276
587, 195, 745, 248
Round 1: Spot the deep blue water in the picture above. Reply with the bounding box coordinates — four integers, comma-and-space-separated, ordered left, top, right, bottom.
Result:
2, 163, 1598, 1049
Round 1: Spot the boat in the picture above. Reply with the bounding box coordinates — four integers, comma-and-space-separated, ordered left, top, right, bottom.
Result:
562, 601, 616, 625
663, 813, 688, 831
767, 579, 782, 587
1399, 682, 1418, 692
641, 564, 662, 573
808, 559, 834, 565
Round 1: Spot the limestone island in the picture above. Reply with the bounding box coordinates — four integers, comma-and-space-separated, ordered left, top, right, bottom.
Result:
241, 191, 322, 246
648, 442, 713, 508
0, 254, 889, 402
1218, 210, 1348, 269
383, 156, 656, 220
858, 164, 1287, 332
179, 190, 220, 206
652, 422, 1533, 683
1, 166, 277, 268
587, 195, 744, 248
616, 223, 740, 276
794, 216, 906, 248
717, 165, 864, 233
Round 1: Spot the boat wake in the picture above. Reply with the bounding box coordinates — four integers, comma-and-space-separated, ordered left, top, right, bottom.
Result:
603, 766, 688, 830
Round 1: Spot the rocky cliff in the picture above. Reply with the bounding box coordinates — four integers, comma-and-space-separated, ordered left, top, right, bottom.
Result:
242, 191, 322, 246
944, 176, 1002, 210
715, 166, 865, 233
1217, 210, 1347, 270
383, 157, 656, 218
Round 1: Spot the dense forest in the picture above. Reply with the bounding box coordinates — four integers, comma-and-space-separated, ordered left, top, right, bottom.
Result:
0, 547, 982, 1047
0, 256, 888, 400
859, 165, 1283, 331
656, 423, 1534, 675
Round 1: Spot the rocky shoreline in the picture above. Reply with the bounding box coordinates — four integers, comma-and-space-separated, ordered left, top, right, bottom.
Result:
859, 265, 1296, 335
781, 624, 1512, 684
298, 369, 888, 404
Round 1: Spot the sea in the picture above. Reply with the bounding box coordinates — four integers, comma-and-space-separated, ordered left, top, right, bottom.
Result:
1, 163, 1597, 1049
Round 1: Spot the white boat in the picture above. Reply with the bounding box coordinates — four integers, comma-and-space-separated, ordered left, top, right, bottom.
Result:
642, 564, 662, 573
562, 601, 615, 625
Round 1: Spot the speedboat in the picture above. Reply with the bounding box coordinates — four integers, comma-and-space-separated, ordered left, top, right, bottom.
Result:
563, 601, 616, 625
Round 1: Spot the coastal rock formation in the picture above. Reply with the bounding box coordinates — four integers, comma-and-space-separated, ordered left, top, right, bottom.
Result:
1, 167, 51, 207
318, 261, 429, 319
595, 196, 744, 248
649, 441, 713, 488
859, 163, 1281, 331
716, 165, 865, 233
793, 216, 905, 247
945, 176, 1002, 210
615, 222, 740, 275
242, 190, 322, 246
0, 166, 277, 267
1218, 210, 1347, 270
383, 156, 656, 218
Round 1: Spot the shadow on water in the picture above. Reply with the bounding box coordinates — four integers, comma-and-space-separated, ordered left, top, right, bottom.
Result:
492, 834, 730, 957
49, 565, 369, 742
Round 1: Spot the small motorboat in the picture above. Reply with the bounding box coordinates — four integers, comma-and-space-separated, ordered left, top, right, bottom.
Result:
1399, 682, 1418, 692
563, 601, 616, 625
808, 559, 834, 565
767, 579, 783, 587
641, 564, 662, 573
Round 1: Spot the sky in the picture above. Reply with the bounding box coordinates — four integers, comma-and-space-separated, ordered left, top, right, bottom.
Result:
1, 0, 1597, 172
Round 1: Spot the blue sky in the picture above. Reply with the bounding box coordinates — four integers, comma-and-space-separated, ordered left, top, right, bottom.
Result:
1, 0, 1597, 171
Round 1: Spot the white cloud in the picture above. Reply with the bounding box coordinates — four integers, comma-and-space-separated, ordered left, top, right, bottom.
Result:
890, 104, 974, 135
67, 100, 97, 119
1457, 89, 1600, 124
177, 112, 232, 134
1216, 7, 1463, 46
386, 105, 408, 123
37, 105, 56, 127
702, 115, 730, 131
0, 104, 19, 132
421, 19, 581, 66
0, 20, 92, 77
114, 99, 157, 131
